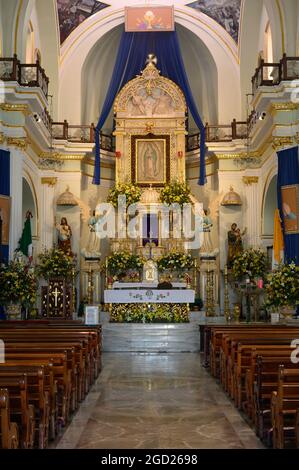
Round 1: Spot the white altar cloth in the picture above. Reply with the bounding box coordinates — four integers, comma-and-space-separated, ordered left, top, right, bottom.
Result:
112, 282, 187, 289
104, 289, 195, 304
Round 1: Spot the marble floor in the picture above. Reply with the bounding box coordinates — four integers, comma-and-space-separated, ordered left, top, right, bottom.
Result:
55, 353, 264, 449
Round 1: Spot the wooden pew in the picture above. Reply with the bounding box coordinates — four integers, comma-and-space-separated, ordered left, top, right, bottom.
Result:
271, 366, 299, 449
0, 376, 35, 449
0, 389, 19, 449
0, 366, 49, 448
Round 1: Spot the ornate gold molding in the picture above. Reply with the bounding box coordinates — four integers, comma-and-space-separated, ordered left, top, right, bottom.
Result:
215, 151, 260, 160
271, 102, 299, 112
243, 176, 259, 186
41, 177, 57, 187
296, 132, 299, 144
39, 151, 84, 161
272, 136, 295, 150
0, 132, 4, 144
6, 137, 28, 150
0, 103, 30, 113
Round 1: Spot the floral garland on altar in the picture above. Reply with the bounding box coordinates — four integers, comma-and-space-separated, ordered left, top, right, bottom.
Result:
110, 304, 189, 323
157, 252, 194, 272
265, 262, 299, 310
106, 251, 144, 276
159, 181, 191, 206
107, 182, 141, 208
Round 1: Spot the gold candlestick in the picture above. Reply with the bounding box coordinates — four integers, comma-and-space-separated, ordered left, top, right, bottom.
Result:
223, 264, 231, 322
205, 263, 215, 317
87, 265, 94, 305
72, 266, 76, 315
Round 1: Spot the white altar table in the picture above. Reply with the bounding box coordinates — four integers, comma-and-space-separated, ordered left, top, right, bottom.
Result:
104, 289, 195, 304
112, 282, 187, 289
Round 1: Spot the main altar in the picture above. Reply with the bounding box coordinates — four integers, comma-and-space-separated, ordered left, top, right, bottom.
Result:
101, 56, 204, 322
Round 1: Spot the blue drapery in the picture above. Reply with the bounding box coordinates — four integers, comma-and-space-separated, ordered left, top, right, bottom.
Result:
277, 146, 299, 264
0, 149, 10, 319
93, 29, 206, 186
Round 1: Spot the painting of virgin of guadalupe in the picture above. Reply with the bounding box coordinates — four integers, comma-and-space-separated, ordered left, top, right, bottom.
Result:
136, 139, 166, 185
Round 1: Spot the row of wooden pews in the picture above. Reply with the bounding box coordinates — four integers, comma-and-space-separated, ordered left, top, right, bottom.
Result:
200, 324, 299, 449
0, 320, 102, 449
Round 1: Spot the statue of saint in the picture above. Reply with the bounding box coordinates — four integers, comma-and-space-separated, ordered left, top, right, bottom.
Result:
227, 223, 246, 268
200, 209, 214, 256
86, 210, 100, 258
56, 217, 73, 256
143, 144, 158, 179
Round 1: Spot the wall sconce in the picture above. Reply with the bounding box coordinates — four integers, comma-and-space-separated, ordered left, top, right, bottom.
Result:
116, 151, 121, 159
178, 151, 183, 158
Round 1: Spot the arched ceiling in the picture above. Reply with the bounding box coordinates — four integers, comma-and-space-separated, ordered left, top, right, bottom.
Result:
57, 0, 242, 46
81, 22, 218, 131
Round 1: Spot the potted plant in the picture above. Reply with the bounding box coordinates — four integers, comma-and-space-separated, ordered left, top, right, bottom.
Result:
265, 262, 299, 319
0, 260, 38, 320
232, 248, 268, 283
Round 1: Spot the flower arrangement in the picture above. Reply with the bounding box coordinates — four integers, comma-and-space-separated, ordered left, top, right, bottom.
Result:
110, 304, 189, 323
107, 182, 142, 208
265, 262, 299, 310
0, 261, 38, 307
157, 252, 194, 272
231, 248, 268, 281
107, 251, 144, 276
36, 248, 74, 280
159, 180, 191, 206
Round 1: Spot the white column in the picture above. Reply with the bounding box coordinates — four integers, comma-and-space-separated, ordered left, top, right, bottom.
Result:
243, 176, 260, 248
9, 149, 23, 258
40, 177, 57, 250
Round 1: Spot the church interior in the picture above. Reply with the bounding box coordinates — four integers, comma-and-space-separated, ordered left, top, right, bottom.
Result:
0, 0, 299, 453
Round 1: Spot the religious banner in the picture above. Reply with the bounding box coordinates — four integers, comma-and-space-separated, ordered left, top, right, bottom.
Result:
281, 184, 299, 234
125, 6, 175, 32
0, 195, 11, 245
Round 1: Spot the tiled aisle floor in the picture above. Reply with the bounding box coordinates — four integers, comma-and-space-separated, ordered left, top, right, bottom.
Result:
55, 353, 264, 449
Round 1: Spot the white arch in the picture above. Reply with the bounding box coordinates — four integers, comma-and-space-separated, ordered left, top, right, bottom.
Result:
59, 6, 241, 125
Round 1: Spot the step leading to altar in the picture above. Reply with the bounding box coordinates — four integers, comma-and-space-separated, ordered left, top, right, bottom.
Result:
102, 323, 201, 353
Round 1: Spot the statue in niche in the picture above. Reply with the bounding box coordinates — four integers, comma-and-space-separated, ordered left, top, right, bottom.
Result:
82, 210, 101, 260
199, 209, 214, 256
227, 223, 246, 268
56, 217, 73, 256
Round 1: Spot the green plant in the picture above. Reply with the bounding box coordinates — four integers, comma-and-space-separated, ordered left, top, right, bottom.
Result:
110, 303, 189, 323
107, 182, 141, 208
232, 248, 267, 281
157, 252, 194, 272
36, 248, 74, 280
159, 180, 191, 206
265, 262, 299, 309
106, 252, 144, 276
0, 261, 37, 307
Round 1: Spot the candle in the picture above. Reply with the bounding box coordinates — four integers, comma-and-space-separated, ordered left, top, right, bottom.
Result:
224, 265, 228, 275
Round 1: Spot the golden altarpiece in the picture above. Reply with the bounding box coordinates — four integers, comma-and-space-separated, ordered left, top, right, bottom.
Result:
111, 58, 189, 260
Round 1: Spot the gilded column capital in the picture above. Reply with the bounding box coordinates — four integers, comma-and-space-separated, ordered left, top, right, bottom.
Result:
41, 177, 57, 187
272, 136, 295, 150
0, 103, 30, 114
243, 176, 259, 186
6, 137, 28, 150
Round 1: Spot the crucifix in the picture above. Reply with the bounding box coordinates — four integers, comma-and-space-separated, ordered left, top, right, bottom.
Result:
52, 287, 60, 307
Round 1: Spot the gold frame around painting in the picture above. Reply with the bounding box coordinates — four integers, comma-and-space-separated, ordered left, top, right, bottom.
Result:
281, 184, 299, 234
131, 134, 170, 187
0, 195, 11, 245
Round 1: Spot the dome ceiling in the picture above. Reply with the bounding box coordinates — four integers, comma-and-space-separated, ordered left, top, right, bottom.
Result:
57, 1, 243, 45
